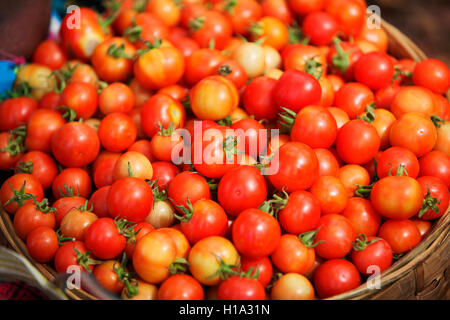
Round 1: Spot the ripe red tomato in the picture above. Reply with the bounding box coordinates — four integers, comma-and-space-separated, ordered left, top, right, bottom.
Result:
334, 82, 374, 119
325, 0, 365, 38
15, 151, 58, 190
24, 109, 66, 153
60, 204, 98, 241
416, 176, 449, 220
0, 173, 44, 214
183, 48, 226, 86
314, 214, 356, 259
302, 11, 338, 46
413, 58, 450, 94
53, 196, 87, 227
0, 132, 23, 171
60, 82, 98, 120
54, 240, 95, 273
289, 0, 325, 15
377, 219, 421, 254
377, 147, 420, 179
351, 235, 393, 276
85, 217, 128, 260
98, 112, 137, 152
390, 86, 439, 119
271, 234, 316, 275
217, 276, 266, 300
242, 76, 279, 121
32, 40, 67, 70
189, 10, 232, 50
314, 148, 340, 177
268, 142, 319, 193
51, 122, 100, 168
216, 0, 262, 35
310, 175, 348, 215
418, 150, 450, 188
0, 97, 38, 131
13, 200, 56, 240
240, 256, 273, 288
158, 274, 204, 300
26, 226, 59, 263
232, 208, 281, 259
341, 198, 381, 237
88, 186, 111, 218
217, 165, 267, 216
52, 168, 92, 200
98, 82, 135, 115
168, 171, 211, 212
274, 70, 322, 113
354, 52, 395, 90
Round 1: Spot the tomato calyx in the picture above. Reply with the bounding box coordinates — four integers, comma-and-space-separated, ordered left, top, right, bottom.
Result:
354, 183, 374, 199
168, 257, 190, 275
135, 38, 163, 55
33, 197, 56, 214
56, 229, 75, 246
156, 121, 175, 137
277, 107, 297, 134
59, 106, 78, 122
258, 189, 289, 217
15, 161, 33, 174
331, 37, 351, 75
352, 234, 382, 251
148, 180, 169, 201
124, 22, 143, 43
222, 135, 243, 163
114, 217, 138, 243
299, 227, 325, 248
174, 198, 194, 222
217, 65, 232, 77
73, 247, 101, 272
3, 181, 35, 208
78, 200, 94, 213
207, 255, 240, 280
248, 22, 263, 37
418, 186, 441, 218
265, 272, 283, 291
430, 115, 445, 128
393, 252, 405, 261
113, 253, 139, 298
393, 65, 412, 81
58, 184, 81, 198
357, 103, 377, 123
217, 116, 233, 127
389, 164, 409, 177
1, 132, 26, 158
189, 17, 205, 32
98, 9, 119, 35
107, 43, 134, 60
224, 0, 237, 12
0, 82, 32, 101
305, 58, 324, 80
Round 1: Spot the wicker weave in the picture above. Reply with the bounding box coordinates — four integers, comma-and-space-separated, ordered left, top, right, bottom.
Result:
0, 19, 449, 300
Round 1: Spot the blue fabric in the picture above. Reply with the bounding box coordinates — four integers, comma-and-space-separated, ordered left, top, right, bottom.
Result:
0, 61, 17, 96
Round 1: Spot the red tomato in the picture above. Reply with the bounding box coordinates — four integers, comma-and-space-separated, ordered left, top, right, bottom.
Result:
54, 240, 95, 273
337, 164, 370, 197
314, 148, 340, 177
336, 119, 381, 165
183, 48, 226, 86
274, 70, 322, 113
88, 186, 111, 218
260, 0, 293, 25
377, 147, 420, 179
51, 122, 100, 168
416, 176, 449, 220
325, 0, 365, 38
217, 165, 267, 216
418, 150, 450, 188
85, 217, 128, 260
302, 11, 338, 46
0, 97, 38, 131
0, 132, 23, 171
26, 226, 59, 263
189, 10, 232, 50
377, 219, 421, 254
52, 168, 92, 200
351, 235, 393, 276
158, 274, 204, 300
60, 82, 98, 120
240, 256, 273, 288
53, 196, 87, 227
24, 109, 66, 153
390, 86, 439, 119
289, 0, 324, 15
314, 214, 356, 259
32, 40, 67, 70
13, 200, 56, 240
327, 40, 363, 80
271, 234, 316, 275
98, 82, 135, 115
354, 52, 395, 90
124, 221, 155, 258
334, 82, 374, 119
413, 58, 450, 94
242, 76, 279, 121
149, 161, 180, 191
60, 203, 98, 241
313, 259, 361, 298
268, 142, 319, 193
108, 177, 154, 223
232, 208, 281, 259
217, 276, 266, 300
0, 173, 44, 214
15, 151, 58, 190
341, 198, 381, 237
168, 171, 211, 212
311, 176, 348, 215
98, 113, 137, 152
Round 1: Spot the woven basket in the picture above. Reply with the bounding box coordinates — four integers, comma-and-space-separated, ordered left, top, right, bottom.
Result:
0, 19, 449, 300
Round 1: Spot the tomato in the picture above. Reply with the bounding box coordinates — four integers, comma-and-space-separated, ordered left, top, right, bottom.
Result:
232, 118, 267, 158
38, 91, 61, 111
281, 44, 327, 77
216, 0, 262, 36
150, 127, 183, 162
146, 0, 181, 27
361, 108, 396, 150
327, 40, 363, 80
302, 11, 338, 46
217, 276, 266, 300
190, 75, 239, 121
26, 226, 59, 263
249, 16, 288, 51
158, 274, 204, 300
0, 132, 23, 171
133, 228, 189, 284
268, 142, 319, 193
184, 48, 226, 86
389, 113, 437, 157
59, 82, 98, 120
354, 52, 395, 90
114, 151, 153, 181
172, 36, 200, 60
310, 176, 348, 215
314, 214, 356, 259
146, 199, 176, 229
149, 161, 179, 192
93, 154, 119, 189
418, 150, 450, 188
14, 63, 56, 100
13, 200, 56, 240
232, 208, 281, 259
189, 10, 232, 50
85, 217, 128, 260
377, 147, 420, 179
188, 236, 239, 286
377, 219, 421, 254
411, 218, 432, 238
274, 70, 322, 113
416, 176, 449, 220
215, 59, 248, 90
290, 106, 337, 149
375, 84, 401, 110
63, 62, 100, 88
0, 97, 38, 131
168, 171, 211, 212
313, 259, 361, 298
435, 95, 450, 121
158, 85, 189, 102
88, 186, 111, 218
260, 0, 293, 25
125, 222, 155, 258
271, 273, 315, 300
124, 12, 169, 48
178, 199, 228, 244
242, 76, 279, 121
232, 42, 266, 78
334, 83, 374, 119
108, 177, 154, 223
336, 119, 381, 165
356, 24, 388, 52
32, 40, 67, 70
54, 240, 95, 273
52, 168, 92, 200
313, 148, 339, 177
24, 109, 65, 153
15, 151, 58, 190
325, 0, 365, 38
121, 280, 158, 300
327, 107, 350, 130
271, 234, 315, 275
141, 93, 186, 138
336, 164, 370, 197
91, 37, 136, 83
342, 198, 380, 236
391, 86, 440, 120
240, 256, 273, 288
60, 205, 98, 242
351, 235, 393, 276
217, 165, 267, 216
98, 112, 137, 152
0, 173, 44, 214
53, 196, 87, 227
413, 58, 450, 94
60, 7, 111, 61
98, 82, 135, 115
93, 260, 126, 294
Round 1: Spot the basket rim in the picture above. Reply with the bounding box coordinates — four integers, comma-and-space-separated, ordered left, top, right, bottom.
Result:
0, 19, 449, 301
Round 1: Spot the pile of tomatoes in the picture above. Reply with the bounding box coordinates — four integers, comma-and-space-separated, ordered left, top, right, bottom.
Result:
0, 0, 449, 300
